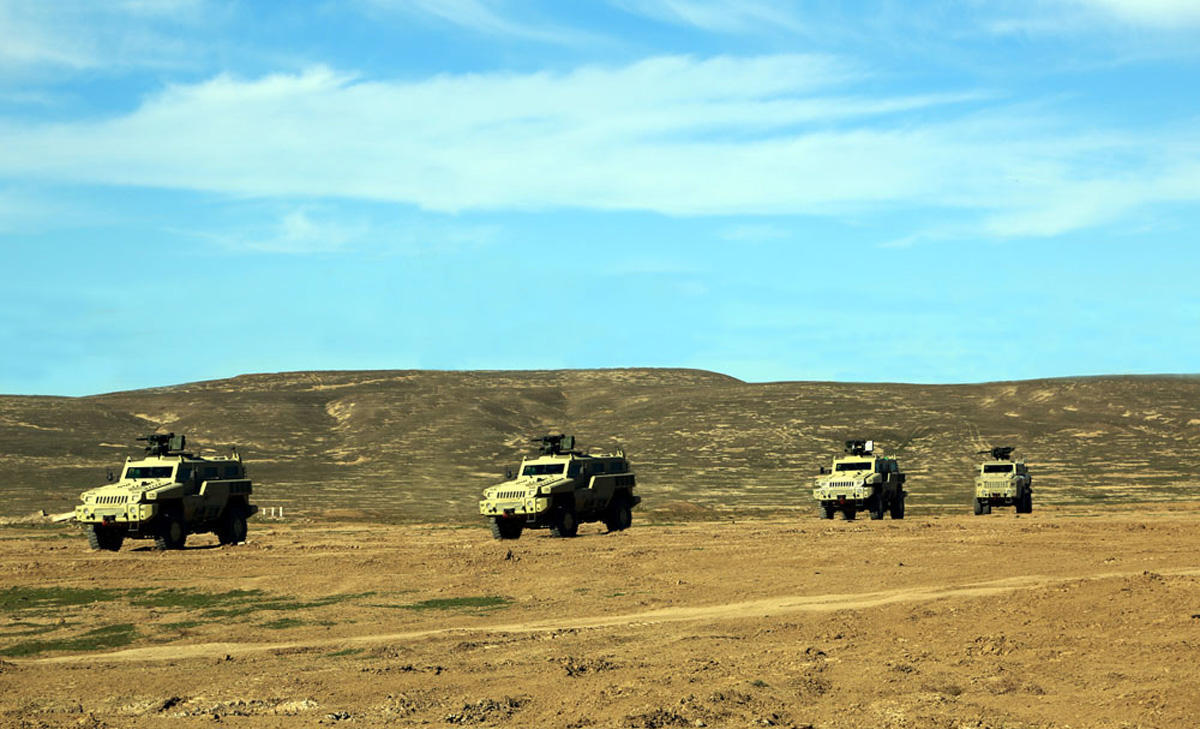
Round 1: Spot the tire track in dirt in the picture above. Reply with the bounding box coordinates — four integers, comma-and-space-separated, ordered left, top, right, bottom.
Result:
30, 567, 1200, 665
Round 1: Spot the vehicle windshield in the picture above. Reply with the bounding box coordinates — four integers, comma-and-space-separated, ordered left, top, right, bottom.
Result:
522, 463, 565, 476
984, 464, 1015, 474
835, 461, 873, 472
124, 466, 174, 479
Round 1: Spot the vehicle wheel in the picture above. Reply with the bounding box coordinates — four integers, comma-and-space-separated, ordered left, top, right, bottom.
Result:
490, 518, 523, 540
973, 498, 984, 516
604, 498, 633, 532
889, 496, 905, 520
154, 512, 187, 550
820, 504, 835, 520
840, 508, 856, 521
549, 507, 578, 538
87, 525, 123, 551
217, 507, 248, 545
1017, 492, 1033, 514
868, 496, 885, 520
982, 501, 992, 515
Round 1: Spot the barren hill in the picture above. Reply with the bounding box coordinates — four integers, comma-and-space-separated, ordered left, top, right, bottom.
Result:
1, 368, 1198, 520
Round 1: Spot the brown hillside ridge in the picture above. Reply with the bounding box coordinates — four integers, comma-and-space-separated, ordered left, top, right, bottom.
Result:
1, 368, 1199, 520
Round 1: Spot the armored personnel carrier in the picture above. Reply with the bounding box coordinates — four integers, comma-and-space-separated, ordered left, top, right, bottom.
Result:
973, 446, 1033, 515
812, 439, 907, 520
479, 435, 639, 539
75, 434, 256, 551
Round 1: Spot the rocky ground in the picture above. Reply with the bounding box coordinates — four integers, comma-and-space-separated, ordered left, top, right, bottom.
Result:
2, 504, 1199, 728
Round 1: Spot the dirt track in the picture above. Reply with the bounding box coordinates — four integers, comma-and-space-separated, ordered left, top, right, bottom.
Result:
4, 505, 1200, 728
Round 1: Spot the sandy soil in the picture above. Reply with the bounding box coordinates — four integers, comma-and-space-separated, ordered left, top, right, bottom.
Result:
3, 505, 1200, 728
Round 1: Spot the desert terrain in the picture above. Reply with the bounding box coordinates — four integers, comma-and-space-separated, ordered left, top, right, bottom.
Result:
2, 368, 1199, 727
3, 504, 1200, 728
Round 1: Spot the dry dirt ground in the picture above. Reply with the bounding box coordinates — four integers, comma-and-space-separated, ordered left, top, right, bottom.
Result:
3, 505, 1200, 728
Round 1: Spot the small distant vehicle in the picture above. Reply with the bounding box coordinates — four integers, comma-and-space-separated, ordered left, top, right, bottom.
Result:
479, 435, 639, 539
973, 446, 1033, 515
75, 433, 256, 551
812, 439, 907, 520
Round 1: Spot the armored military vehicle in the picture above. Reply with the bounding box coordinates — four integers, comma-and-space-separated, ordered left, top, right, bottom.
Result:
479, 434, 639, 539
75, 434, 256, 551
973, 446, 1032, 515
812, 439, 907, 520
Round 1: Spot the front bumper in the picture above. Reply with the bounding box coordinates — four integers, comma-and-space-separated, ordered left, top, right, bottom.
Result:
75, 502, 157, 526
813, 486, 869, 503
479, 496, 550, 520
975, 483, 1018, 501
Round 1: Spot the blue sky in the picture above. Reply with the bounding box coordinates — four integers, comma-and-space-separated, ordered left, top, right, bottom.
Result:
1, 0, 1198, 396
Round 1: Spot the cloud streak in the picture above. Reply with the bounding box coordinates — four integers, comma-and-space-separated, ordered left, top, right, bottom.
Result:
0, 55, 1196, 239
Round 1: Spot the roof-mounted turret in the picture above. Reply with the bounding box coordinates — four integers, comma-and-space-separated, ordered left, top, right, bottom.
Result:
844, 439, 875, 456
534, 434, 576, 456
978, 446, 1015, 461
137, 433, 190, 457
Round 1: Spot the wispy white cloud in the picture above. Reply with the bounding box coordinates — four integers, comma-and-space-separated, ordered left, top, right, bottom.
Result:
611, 0, 806, 35
0, 56, 1196, 241
361, 0, 596, 45
1068, 0, 1200, 27
0, 0, 209, 73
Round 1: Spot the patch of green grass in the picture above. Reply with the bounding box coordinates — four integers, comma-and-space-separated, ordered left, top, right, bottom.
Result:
130, 588, 266, 610
399, 595, 511, 612
606, 592, 627, 598
0, 621, 67, 637
749, 679, 769, 688
0, 623, 137, 657
327, 647, 365, 657
260, 617, 305, 630
159, 620, 204, 630
0, 586, 125, 614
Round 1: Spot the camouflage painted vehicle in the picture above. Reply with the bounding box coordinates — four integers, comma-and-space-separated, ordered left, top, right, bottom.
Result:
75, 434, 256, 551
973, 446, 1033, 515
479, 435, 639, 539
812, 439, 907, 520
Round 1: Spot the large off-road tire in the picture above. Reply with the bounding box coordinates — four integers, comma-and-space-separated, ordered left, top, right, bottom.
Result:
973, 498, 985, 516
490, 518, 523, 540
868, 495, 885, 520
981, 501, 992, 515
154, 512, 187, 550
840, 508, 856, 521
216, 507, 249, 545
1017, 491, 1033, 514
604, 498, 633, 532
86, 524, 123, 552
889, 496, 906, 520
549, 506, 578, 538
820, 503, 835, 520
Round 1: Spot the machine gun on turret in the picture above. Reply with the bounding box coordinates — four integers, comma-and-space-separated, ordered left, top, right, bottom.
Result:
137, 433, 188, 457
844, 439, 875, 456
978, 446, 1015, 461
534, 434, 576, 456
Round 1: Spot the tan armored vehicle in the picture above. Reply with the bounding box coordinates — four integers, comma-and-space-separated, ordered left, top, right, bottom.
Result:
812, 439, 907, 520
973, 446, 1032, 515
75, 434, 256, 551
479, 435, 639, 539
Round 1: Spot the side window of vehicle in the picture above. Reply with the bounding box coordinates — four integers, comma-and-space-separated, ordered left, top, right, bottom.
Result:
177, 466, 192, 483
224, 464, 240, 478
204, 467, 218, 479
